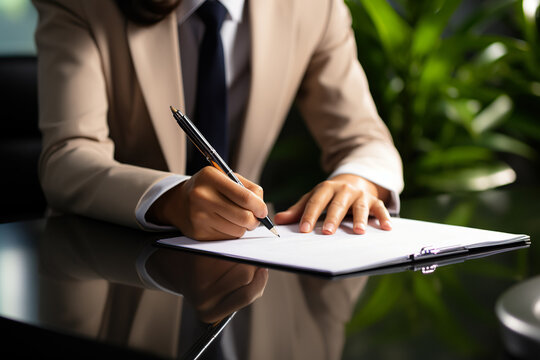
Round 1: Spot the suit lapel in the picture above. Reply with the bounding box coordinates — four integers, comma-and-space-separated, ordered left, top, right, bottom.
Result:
235, 0, 295, 177
127, 14, 186, 174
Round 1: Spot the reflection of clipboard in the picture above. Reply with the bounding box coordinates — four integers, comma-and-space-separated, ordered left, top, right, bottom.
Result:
157, 218, 531, 277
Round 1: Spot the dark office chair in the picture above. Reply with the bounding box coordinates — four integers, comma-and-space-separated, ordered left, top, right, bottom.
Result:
0, 56, 46, 223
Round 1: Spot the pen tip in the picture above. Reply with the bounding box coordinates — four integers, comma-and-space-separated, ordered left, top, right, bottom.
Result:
270, 227, 280, 237
170, 105, 178, 113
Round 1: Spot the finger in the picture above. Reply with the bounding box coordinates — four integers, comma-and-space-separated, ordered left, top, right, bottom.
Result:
211, 174, 268, 219
274, 192, 311, 225
192, 212, 249, 240
212, 212, 254, 237
352, 198, 370, 234
211, 194, 260, 231
188, 171, 260, 233
299, 184, 334, 233
197, 167, 267, 219
322, 189, 355, 235
370, 199, 392, 231
236, 173, 264, 200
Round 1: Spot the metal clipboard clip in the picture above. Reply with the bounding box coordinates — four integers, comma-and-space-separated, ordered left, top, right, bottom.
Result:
410, 245, 468, 274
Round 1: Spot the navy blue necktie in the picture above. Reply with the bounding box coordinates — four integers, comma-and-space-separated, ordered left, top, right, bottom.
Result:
187, 0, 229, 175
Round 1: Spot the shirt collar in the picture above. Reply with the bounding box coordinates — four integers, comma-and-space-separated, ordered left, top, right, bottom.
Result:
177, 0, 245, 25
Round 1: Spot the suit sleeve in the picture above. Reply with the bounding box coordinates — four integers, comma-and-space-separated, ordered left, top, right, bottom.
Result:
33, 0, 172, 228
295, 0, 404, 196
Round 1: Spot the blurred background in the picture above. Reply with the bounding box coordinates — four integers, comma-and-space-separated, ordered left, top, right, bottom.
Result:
0, 0, 42, 223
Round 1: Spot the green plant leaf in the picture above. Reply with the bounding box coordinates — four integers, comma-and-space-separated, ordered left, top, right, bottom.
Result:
417, 54, 452, 91
471, 95, 513, 135
417, 146, 494, 170
522, 0, 540, 46
410, 0, 462, 58
416, 162, 516, 192
442, 98, 482, 132
479, 132, 537, 159
475, 42, 509, 65
356, 0, 411, 58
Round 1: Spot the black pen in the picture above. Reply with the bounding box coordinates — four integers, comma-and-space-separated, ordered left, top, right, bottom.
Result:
170, 106, 280, 237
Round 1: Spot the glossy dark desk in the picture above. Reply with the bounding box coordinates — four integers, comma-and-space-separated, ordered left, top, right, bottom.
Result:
0, 188, 538, 359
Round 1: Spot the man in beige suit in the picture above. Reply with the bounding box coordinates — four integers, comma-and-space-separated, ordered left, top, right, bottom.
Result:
33, 0, 403, 239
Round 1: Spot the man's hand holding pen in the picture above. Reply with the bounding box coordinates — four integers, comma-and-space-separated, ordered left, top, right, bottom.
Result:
147, 166, 269, 240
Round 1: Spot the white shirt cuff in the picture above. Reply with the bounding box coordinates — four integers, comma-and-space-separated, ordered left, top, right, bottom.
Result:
329, 163, 401, 215
135, 174, 190, 231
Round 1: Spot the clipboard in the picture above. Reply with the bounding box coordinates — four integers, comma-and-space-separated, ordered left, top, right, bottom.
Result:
157, 218, 530, 277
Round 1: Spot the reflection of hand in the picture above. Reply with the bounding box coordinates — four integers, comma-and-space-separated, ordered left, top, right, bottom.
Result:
148, 166, 268, 240
146, 249, 268, 323
274, 174, 391, 235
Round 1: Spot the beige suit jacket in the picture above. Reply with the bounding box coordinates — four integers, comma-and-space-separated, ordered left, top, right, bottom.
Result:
33, 0, 403, 228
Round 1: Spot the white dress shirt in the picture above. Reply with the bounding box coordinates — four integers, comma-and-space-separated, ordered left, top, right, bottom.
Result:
136, 0, 399, 230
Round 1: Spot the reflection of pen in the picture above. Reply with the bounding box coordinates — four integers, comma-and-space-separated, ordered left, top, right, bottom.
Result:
180, 312, 236, 360
170, 106, 280, 237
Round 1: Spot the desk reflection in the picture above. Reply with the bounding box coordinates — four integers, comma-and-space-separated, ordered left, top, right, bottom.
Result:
38, 215, 366, 359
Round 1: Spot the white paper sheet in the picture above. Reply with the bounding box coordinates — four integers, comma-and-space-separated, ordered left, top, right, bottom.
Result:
157, 218, 529, 275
